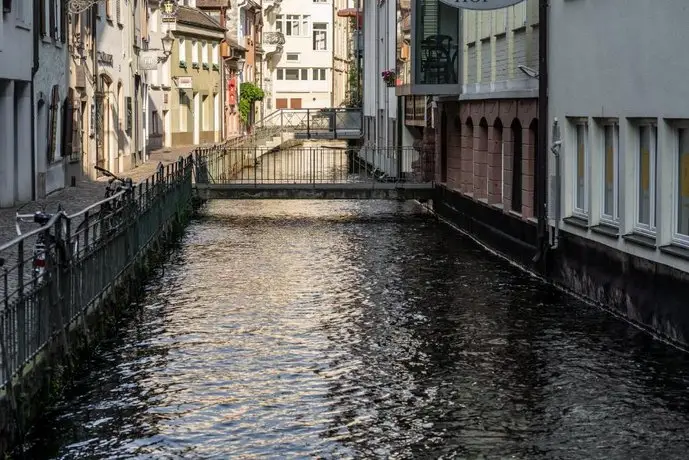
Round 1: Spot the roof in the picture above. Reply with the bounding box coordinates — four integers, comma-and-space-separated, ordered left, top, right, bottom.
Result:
227, 37, 248, 52
176, 6, 226, 32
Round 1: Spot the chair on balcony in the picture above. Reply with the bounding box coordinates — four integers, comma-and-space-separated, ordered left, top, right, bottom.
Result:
420, 35, 455, 85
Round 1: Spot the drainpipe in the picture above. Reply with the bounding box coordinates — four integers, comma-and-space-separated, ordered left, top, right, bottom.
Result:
550, 117, 562, 249
533, 0, 549, 270
30, 0, 40, 200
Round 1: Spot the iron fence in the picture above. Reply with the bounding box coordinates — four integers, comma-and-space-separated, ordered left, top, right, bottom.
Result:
0, 156, 194, 388
194, 145, 433, 185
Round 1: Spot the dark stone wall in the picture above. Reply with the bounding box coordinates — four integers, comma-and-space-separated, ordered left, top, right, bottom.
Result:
435, 185, 689, 350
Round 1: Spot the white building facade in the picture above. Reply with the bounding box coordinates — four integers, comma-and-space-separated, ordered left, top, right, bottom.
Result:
34, 0, 70, 196
0, 1, 36, 207
362, 0, 396, 148
263, 0, 342, 110
94, 0, 148, 176
548, 0, 689, 273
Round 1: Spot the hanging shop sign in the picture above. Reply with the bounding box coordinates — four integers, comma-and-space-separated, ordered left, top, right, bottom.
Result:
439, 0, 525, 10
160, 0, 179, 22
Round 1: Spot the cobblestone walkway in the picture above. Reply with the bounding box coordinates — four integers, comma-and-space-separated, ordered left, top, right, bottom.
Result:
0, 145, 197, 247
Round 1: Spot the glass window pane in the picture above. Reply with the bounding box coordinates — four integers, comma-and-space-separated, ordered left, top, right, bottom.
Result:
603, 125, 615, 217
678, 128, 689, 235
576, 124, 586, 210
285, 69, 299, 80
639, 126, 651, 225
414, 0, 459, 85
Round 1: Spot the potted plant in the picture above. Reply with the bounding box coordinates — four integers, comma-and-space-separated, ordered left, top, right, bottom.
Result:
179, 60, 187, 69
381, 69, 396, 87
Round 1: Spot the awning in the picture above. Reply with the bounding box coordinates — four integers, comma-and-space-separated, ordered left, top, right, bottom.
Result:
337, 8, 362, 29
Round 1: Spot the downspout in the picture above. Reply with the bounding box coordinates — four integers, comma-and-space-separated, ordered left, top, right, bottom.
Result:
31, 0, 40, 200
533, 0, 549, 270
93, 4, 99, 177
550, 118, 561, 249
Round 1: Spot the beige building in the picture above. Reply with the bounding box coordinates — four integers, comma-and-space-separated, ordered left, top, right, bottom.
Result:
169, 7, 225, 146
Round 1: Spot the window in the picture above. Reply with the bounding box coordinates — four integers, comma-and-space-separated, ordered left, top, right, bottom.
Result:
676, 127, 689, 241
637, 124, 657, 232
286, 53, 300, 62
312, 68, 326, 80
212, 43, 219, 66
202, 41, 208, 65
105, 0, 111, 19
276, 14, 309, 37
191, 40, 198, 64
151, 110, 159, 134
277, 68, 308, 80
313, 23, 327, 50
573, 121, 589, 216
179, 90, 190, 131
601, 122, 619, 224
178, 38, 186, 62
313, 0, 327, 2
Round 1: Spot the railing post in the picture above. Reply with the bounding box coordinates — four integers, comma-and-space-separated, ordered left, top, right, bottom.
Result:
306, 109, 310, 139
17, 239, 25, 365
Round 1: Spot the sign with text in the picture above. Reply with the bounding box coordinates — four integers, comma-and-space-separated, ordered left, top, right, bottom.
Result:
439, 0, 526, 9
177, 77, 193, 89
139, 51, 159, 71
160, 0, 179, 22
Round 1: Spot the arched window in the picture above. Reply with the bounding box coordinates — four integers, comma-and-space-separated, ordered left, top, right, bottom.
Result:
511, 119, 523, 213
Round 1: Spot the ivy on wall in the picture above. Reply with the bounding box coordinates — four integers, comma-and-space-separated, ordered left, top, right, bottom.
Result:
239, 82, 265, 123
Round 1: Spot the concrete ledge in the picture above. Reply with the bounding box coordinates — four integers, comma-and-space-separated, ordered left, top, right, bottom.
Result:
194, 183, 435, 200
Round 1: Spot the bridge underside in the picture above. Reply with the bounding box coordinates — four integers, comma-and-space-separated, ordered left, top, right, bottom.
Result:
194, 183, 435, 200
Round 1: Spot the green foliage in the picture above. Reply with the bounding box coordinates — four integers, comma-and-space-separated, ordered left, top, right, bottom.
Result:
239, 82, 265, 123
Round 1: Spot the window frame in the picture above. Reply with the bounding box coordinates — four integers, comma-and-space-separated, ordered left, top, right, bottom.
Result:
634, 121, 658, 236
572, 119, 590, 218
312, 22, 328, 51
672, 121, 689, 246
600, 120, 620, 225
285, 52, 300, 62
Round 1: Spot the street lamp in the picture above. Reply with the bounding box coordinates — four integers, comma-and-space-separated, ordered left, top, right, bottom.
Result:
159, 30, 175, 63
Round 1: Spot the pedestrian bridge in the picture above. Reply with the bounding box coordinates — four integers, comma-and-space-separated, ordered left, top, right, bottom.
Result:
193, 144, 435, 200
249, 108, 363, 143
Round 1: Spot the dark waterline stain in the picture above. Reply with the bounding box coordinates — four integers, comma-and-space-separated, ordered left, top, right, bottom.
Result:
21, 200, 689, 459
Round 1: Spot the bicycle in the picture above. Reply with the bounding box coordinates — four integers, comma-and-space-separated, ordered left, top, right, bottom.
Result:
72, 166, 135, 258
15, 204, 69, 285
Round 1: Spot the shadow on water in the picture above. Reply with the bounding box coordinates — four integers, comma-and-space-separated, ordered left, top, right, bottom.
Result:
19, 200, 689, 459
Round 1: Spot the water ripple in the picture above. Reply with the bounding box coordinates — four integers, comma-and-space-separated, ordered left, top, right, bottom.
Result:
21, 200, 689, 459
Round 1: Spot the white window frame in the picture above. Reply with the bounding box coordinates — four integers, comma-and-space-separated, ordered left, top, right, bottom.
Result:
313, 22, 328, 51
312, 68, 326, 80
202, 41, 208, 65
179, 38, 186, 62
212, 43, 219, 66
600, 120, 620, 225
572, 119, 589, 218
286, 52, 300, 62
634, 121, 657, 236
15, 0, 32, 29
191, 39, 198, 64
276, 68, 284, 80
672, 121, 689, 246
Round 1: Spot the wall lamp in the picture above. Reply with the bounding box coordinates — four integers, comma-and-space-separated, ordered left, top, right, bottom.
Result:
158, 30, 175, 63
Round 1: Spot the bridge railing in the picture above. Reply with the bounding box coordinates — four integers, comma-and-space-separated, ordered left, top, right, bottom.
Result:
0, 156, 194, 388
193, 145, 433, 185
256, 108, 362, 139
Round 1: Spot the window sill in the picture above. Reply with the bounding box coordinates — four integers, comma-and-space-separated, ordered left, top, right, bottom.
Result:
16, 22, 31, 32
622, 232, 656, 249
660, 244, 689, 261
591, 223, 619, 239
563, 216, 589, 230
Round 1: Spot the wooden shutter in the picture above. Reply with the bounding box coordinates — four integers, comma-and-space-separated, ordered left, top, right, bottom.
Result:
47, 85, 59, 163
276, 98, 288, 109
60, 0, 66, 42
289, 98, 302, 109
48, 0, 55, 39
39, 0, 46, 36
62, 97, 74, 159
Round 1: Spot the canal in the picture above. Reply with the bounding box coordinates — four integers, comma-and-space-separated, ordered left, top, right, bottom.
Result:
22, 200, 689, 459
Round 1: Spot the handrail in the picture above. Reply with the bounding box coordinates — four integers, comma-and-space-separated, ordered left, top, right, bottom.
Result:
0, 211, 69, 252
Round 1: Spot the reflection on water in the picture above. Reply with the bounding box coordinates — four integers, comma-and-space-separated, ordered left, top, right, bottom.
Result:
22, 200, 689, 459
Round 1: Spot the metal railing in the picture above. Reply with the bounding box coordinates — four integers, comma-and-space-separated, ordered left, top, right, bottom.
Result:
0, 156, 194, 388
194, 145, 433, 185
256, 108, 363, 139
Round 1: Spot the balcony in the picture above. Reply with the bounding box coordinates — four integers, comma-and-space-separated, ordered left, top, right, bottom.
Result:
263, 31, 285, 62
264, 0, 282, 16
395, 0, 460, 96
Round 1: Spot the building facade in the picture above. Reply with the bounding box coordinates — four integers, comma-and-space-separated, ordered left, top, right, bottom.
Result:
93, 0, 148, 176
263, 0, 344, 111
169, 6, 224, 146
546, 0, 689, 345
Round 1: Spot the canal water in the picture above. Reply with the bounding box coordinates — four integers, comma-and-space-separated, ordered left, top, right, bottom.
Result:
22, 200, 689, 459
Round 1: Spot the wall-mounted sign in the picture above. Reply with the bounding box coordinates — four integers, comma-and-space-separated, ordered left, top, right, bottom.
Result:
97, 51, 113, 66
439, 0, 526, 9
178, 76, 193, 89
140, 51, 159, 71
160, 0, 179, 23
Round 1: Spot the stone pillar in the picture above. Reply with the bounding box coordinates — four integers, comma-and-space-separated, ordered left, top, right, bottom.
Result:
15, 82, 32, 203
474, 123, 488, 199
0, 80, 16, 208
461, 123, 474, 194
487, 125, 503, 204
502, 128, 514, 212
522, 126, 536, 218
447, 108, 462, 190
